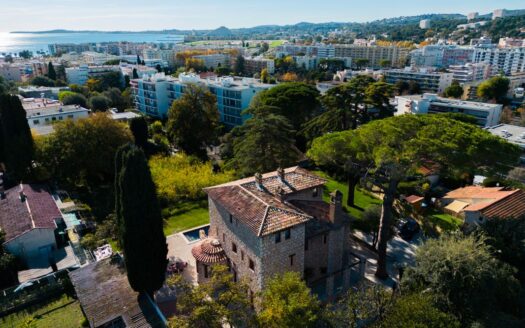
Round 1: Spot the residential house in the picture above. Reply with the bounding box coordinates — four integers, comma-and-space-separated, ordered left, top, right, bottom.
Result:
197, 167, 362, 301
0, 184, 64, 263
441, 186, 525, 227
69, 255, 166, 328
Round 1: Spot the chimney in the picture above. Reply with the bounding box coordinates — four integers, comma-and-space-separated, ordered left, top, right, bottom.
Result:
329, 190, 343, 224
276, 185, 286, 202
277, 167, 285, 183
19, 185, 26, 202
255, 172, 263, 191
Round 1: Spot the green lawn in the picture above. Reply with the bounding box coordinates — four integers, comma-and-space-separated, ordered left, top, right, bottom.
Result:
0, 294, 85, 328
427, 212, 463, 232
162, 200, 210, 236
314, 171, 382, 219
269, 40, 286, 48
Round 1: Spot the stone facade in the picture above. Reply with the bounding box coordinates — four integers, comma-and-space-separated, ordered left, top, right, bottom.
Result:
203, 167, 359, 299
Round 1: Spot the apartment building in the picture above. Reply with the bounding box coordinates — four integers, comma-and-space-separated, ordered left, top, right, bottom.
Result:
384, 68, 454, 94
131, 72, 274, 126
243, 57, 275, 75
18, 86, 70, 100
410, 45, 474, 68
198, 167, 361, 300
333, 45, 410, 68
65, 64, 121, 85
275, 44, 335, 58
21, 97, 89, 135
447, 63, 490, 83
0, 63, 23, 82
395, 93, 502, 127
472, 46, 525, 76
193, 54, 230, 69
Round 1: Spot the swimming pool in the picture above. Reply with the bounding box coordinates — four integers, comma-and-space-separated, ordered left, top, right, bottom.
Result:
182, 225, 210, 243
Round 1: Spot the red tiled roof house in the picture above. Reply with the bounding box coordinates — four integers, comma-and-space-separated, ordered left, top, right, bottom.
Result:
0, 184, 63, 263
197, 167, 359, 301
441, 186, 525, 227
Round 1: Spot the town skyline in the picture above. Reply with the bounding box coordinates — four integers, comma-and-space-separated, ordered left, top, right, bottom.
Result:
1, 0, 524, 33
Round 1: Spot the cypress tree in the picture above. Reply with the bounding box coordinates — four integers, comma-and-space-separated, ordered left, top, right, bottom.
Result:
115, 144, 167, 297
132, 68, 139, 79
47, 62, 57, 80
129, 116, 148, 149
0, 95, 34, 181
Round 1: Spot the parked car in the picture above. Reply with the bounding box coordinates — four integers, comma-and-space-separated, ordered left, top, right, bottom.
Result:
397, 218, 420, 241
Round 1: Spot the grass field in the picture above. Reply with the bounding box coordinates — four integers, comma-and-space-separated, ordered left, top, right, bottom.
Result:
269, 40, 286, 48
314, 171, 382, 219
162, 200, 210, 236
0, 295, 85, 328
427, 212, 463, 232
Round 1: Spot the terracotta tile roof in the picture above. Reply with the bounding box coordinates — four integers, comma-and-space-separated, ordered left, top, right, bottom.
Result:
481, 190, 525, 219
191, 238, 228, 264
205, 167, 325, 236
69, 256, 165, 328
443, 186, 525, 218
0, 184, 61, 242
405, 195, 424, 204
443, 186, 509, 200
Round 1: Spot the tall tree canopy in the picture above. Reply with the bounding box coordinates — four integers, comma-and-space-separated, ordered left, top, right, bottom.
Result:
302, 76, 394, 141
225, 107, 298, 177
115, 144, 167, 297
257, 272, 321, 328
0, 95, 34, 181
308, 114, 521, 279
252, 82, 320, 131
167, 84, 219, 159
477, 75, 510, 104
403, 233, 521, 324
168, 265, 255, 328
129, 116, 149, 148
444, 80, 463, 98
47, 62, 57, 80
35, 113, 132, 185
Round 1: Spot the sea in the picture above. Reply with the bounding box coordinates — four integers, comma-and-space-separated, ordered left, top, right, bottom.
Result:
0, 32, 185, 55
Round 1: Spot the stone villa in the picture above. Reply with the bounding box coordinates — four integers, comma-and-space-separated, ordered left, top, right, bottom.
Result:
192, 166, 363, 300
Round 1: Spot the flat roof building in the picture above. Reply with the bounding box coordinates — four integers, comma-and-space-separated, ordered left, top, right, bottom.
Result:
131, 72, 274, 127
395, 93, 502, 127
384, 68, 454, 94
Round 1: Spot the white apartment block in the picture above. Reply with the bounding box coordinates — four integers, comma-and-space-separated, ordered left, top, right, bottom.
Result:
193, 54, 230, 69
82, 52, 120, 65
384, 68, 454, 94
395, 93, 502, 127
21, 98, 89, 135
419, 20, 431, 29
131, 73, 274, 127
333, 45, 410, 68
0, 64, 23, 82
410, 45, 474, 68
472, 47, 525, 75
447, 63, 490, 83
498, 38, 525, 48
294, 56, 318, 70
65, 64, 121, 85
467, 12, 479, 21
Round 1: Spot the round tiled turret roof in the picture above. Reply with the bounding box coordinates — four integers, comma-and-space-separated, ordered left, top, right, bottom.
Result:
191, 238, 227, 264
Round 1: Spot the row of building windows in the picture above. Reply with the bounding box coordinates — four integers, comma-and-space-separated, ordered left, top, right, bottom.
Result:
32, 114, 75, 125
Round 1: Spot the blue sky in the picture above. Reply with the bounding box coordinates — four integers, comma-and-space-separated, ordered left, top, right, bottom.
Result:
0, 0, 523, 32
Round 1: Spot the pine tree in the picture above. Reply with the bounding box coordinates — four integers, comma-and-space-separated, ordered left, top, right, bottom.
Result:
115, 144, 167, 297
0, 95, 34, 181
47, 62, 57, 80
227, 108, 298, 176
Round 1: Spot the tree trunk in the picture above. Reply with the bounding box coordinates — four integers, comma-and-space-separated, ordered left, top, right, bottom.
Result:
375, 178, 398, 280
347, 174, 358, 207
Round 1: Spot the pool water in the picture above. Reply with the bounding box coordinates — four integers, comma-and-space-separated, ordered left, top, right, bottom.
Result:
182, 225, 210, 243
